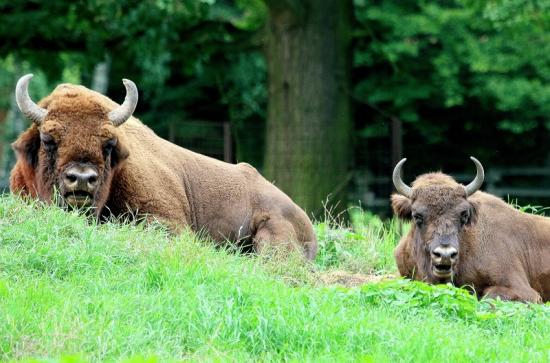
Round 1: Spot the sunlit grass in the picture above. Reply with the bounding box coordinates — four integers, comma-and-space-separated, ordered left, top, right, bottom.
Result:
314, 206, 406, 274
1, 194, 550, 362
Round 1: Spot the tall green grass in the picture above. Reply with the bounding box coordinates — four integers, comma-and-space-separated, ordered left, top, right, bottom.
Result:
1, 195, 550, 362
313, 206, 406, 275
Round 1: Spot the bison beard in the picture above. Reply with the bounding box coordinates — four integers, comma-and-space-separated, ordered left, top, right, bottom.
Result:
10, 74, 318, 260
392, 158, 550, 303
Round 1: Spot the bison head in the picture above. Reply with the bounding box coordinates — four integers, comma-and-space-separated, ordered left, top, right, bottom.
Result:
391, 157, 484, 282
12, 74, 138, 213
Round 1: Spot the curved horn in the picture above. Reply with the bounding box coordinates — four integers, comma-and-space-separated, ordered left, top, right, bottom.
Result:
15, 74, 47, 125
392, 158, 413, 198
108, 78, 138, 127
465, 156, 484, 196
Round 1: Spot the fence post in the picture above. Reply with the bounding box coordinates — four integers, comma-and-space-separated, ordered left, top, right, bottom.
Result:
391, 117, 403, 235
168, 121, 176, 143
391, 117, 403, 170
223, 122, 233, 163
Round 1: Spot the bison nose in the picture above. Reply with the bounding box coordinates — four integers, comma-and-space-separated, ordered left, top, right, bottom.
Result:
63, 166, 99, 192
431, 246, 458, 264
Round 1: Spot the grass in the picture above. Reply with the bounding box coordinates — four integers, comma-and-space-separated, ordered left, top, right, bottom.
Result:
314, 207, 406, 273
1, 195, 550, 362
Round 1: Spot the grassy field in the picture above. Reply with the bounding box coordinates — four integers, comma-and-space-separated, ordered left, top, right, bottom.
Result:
1, 195, 550, 362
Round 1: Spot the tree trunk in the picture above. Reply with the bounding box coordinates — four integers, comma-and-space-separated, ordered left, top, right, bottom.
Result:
1, 84, 27, 190
91, 56, 111, 94
264, 0, 352, 216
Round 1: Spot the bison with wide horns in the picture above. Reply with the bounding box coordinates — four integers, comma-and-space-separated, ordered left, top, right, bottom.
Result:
10, 74, 317, 259
392, 157, 550, 303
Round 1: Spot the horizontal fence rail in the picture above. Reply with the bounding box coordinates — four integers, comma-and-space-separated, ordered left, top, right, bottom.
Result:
355, 167, 550, 215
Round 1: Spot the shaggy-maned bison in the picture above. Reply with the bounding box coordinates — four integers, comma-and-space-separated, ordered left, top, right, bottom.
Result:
392, 157, 550, 303
10, 74, 317, 259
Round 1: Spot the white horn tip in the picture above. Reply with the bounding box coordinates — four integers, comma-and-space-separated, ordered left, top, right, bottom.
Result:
395, 158, 407, 166
122, 78, 136, 87
16, 74, 34, 86
108, 78, 139, 127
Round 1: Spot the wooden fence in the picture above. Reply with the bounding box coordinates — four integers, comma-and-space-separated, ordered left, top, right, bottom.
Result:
355, 167, 550, 215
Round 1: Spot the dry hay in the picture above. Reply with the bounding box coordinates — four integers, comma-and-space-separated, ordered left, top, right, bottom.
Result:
317, 270, 397, 288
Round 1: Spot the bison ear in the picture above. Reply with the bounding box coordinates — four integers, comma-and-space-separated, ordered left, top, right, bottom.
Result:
12, 127, 40, 168
391, 194, 412, 219
111, 141, 129, 168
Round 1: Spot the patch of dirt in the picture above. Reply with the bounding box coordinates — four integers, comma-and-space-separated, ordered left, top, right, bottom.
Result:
317, 270, 397, 288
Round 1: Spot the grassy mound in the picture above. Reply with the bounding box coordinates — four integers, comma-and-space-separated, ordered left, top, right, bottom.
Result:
1, 195, 549, 362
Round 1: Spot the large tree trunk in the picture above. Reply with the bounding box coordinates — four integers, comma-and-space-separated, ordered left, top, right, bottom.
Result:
264, 0, 352, 216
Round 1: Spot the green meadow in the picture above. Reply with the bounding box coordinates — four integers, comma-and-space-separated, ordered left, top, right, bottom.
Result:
1, 195, 550, 362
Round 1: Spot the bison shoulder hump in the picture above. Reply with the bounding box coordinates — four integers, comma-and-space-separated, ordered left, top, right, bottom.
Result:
237, 162, 258, 174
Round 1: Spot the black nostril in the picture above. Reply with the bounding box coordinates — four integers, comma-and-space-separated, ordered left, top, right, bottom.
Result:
450, 252, 458, 259
64, 168, 98, 189
432, 251, 441, 258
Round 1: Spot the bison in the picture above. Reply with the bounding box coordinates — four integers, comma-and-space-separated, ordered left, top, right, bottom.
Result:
10, 74, 317, 260
392, 157, 550, 303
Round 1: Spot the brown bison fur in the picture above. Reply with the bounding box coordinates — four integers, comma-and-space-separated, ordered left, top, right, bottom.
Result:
11, 83, 317, 260
392, 172, 550, 303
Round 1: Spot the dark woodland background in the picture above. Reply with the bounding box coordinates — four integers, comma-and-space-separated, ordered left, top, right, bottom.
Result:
0, 0, 549, 217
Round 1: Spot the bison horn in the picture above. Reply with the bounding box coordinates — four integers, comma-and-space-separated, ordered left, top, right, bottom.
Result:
392, 158, 413, 198
464, 156, 484, 196
15, 74, 47, 126
108, 78, 138, 127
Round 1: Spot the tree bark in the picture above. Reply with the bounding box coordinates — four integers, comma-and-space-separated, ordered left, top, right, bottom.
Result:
264, 0, 352, 216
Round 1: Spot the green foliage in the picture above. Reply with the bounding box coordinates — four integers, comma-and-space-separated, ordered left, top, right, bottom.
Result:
2, 195, 550, 361
210, 0, 267, 30
354, 0, 550, 136
481, 0, 550, 29
221, 51, 267, 164
0, 1, 212, 83
507, 198, 550, 216
353, 0, 550, 175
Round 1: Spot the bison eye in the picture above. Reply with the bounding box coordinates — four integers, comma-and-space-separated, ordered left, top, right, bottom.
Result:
412, 213, 424, 228
40, 133, 56, 150
460, 210, 470, 226
103, 138, 117, 156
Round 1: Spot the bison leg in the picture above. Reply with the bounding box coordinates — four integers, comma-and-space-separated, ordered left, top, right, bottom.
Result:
482, 285, 542, 303
253, 217, 316, 260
